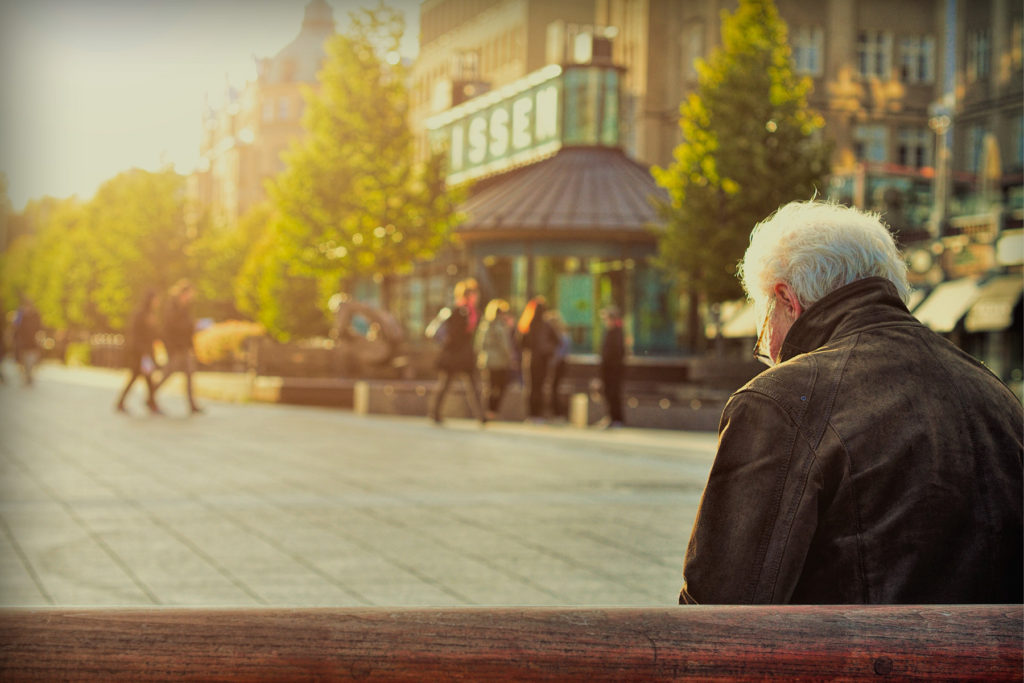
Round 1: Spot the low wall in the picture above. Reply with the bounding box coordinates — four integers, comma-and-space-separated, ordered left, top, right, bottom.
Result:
186, 373, 723, 431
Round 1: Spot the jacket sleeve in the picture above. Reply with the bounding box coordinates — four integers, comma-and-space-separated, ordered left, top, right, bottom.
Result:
680, 390, 823, 604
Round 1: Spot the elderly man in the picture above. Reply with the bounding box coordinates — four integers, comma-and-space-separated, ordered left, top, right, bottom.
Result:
681, 200, 1022, 604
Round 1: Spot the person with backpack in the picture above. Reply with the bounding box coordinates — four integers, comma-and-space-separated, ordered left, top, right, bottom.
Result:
475, 298, 516, 420
427, 279, 486, 425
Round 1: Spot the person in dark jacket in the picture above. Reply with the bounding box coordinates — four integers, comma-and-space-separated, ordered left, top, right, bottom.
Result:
12, 298, 42, 386
428, 280, 486, 425
680, 200, 1023, 605
599, 305, 625, 428
545, 310, 571, 420
115, 290, 162, 414
152, 279, 203, 415
517, 296, 558, 421
0, 306, 8, 384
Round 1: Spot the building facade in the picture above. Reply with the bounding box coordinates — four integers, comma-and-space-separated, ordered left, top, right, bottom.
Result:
188, 0, 335, 229
183, 0, 1020, 384
400, 0, 686, 358
399, 0, 1020, 385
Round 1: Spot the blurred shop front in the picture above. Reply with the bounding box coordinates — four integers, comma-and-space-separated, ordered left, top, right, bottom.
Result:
378, 61, 681, 366
710, 160, 1023, 399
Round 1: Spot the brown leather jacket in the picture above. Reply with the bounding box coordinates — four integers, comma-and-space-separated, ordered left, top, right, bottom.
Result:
681, 277, 1023, 604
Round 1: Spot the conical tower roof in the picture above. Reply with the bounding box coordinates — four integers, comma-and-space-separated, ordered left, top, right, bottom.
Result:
262, 0, 336, 84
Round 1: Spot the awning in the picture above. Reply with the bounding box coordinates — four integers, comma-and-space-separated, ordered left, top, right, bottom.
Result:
913, 278, 981, 333
457, 147, 668, 238
905, 288, 927, 313
964, 275, 1024, 333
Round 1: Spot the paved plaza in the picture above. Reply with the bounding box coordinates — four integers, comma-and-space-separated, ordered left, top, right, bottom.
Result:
0, 362, 717, 608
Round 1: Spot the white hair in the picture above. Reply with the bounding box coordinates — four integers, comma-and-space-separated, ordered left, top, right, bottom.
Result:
738, 200, 910, 318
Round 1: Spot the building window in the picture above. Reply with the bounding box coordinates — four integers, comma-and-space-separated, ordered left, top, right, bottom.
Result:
966, 29, 991, 82
857, 30, 892, 79
854, 124, 888, 163
1012, 16, 1023, 72
262, 101, 274, 122
897, 127, 932, 168
899, 35, 935, 83
278, 98, 290, 121
967, 126, 987, 173
792, 26, 823, 76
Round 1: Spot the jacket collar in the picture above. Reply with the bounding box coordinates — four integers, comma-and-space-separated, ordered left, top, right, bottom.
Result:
778, 277, 915, 363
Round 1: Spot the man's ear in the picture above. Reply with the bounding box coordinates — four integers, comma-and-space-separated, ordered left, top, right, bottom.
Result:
773, 283, 804, 319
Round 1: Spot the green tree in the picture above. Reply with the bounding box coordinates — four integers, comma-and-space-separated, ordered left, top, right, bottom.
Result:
234, 208, 331, 341
187, 201, 263, 321
0, 174, 10, 251
0, 197, 91, 329
652, 0, 830, 350
85, 168, 192, 328
0, 169, 193, 334
268, 3, 461, 333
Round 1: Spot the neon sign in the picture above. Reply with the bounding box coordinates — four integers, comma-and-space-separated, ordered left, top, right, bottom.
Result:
426, 64, 620, 185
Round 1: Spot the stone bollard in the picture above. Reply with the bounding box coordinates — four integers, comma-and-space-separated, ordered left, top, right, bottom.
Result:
354, 381, 370, 416
570, 393, 589, 428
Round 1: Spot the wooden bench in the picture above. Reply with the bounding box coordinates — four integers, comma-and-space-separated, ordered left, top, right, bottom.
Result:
1, 605, 1019, 680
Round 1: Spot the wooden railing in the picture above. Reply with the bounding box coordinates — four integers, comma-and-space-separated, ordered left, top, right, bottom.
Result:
0, 605, 1020, 680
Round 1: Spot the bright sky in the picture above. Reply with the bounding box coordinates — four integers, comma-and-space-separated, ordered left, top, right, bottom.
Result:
0, 0, 420, 211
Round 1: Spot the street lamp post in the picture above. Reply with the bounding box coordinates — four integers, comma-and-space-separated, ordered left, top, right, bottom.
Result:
928, 100, 952, 239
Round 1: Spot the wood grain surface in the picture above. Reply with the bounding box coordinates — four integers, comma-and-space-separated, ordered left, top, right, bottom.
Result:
1, 605, 1020, 680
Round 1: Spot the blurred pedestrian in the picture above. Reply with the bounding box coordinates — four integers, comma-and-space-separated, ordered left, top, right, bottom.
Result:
115, 289, 162, 415
680, 199, 1022, 605
517, 296, 558, 421
475, 298, 515, 420
428, 280, 486, 425
12, 298, 42, 386
455, 277, 481, 333
545, 309, 571, 420
598, 305, 625, 428
0, 307, 7, 384
152, 279, 203, 415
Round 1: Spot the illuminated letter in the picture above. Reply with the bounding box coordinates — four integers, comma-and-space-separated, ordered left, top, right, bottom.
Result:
490, 107, 509, 157
535, 85, 558, 141
450, 124, 464, 170
468, 116, 487, 164
512, 97, 532, 150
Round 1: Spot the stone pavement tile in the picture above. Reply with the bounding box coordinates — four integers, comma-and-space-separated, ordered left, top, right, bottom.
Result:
0, 365, 719, 607
150, 579, 264, 607
0, 530, 50, 606
313, 552, 422, 585
345, 579, 476, 607
231, 572, 368, 607
0, 575, 50, 606
243, 584, 367, 608
0, 505, 150, 606
533, 575, 667, 606
26, 536, 156, 607
442, 580, 566, 607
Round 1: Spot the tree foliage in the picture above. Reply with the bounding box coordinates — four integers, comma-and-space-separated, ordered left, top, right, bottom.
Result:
268, 4, 461, 320
0, 169, 195, 332
652, 0, 830, 344
233, 203, 331, 341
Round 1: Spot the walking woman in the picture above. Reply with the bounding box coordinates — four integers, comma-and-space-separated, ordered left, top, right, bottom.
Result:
517, 296, 558, 421
115, 289, 162, 414
429, 302, 486, 425
152, 279, 203, 415
475, 298, 515, 420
